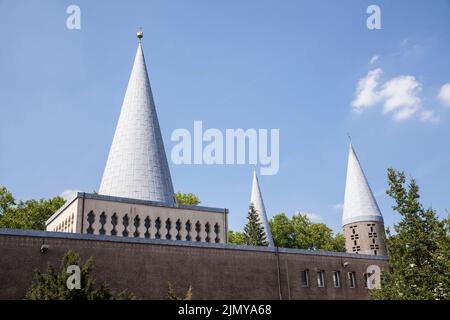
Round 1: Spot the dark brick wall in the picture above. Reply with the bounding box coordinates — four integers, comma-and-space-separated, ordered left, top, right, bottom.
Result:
0, 230, 389, 300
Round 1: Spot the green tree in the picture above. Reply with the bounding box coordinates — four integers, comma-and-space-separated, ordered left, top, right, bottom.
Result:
371, 168, 450, 300
243, 203, 268, 246
0, 186, 15, 215
0, 186, 65, 230
228, 230, 246, 245
269, 213, 345, 252
175, 192, 200, 206
26, 250, 135, 300
268, 213, 295, 248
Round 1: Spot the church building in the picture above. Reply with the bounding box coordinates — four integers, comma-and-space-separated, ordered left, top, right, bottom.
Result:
45, 32, 228, 244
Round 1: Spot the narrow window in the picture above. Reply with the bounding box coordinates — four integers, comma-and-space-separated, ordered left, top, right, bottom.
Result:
317, 271, 325, 288
165, 218, 172, 240
195, 221, 201, 242
144, 217, 151, 239
133, 215, 140, 237
205, 222, 211, 243
348, 272, 357, 288
86, 211, 95, 234
214, 223, 220, 243
122, 214, 129, 237
301, 270, 310, 287
155, 217, 161, 239
175, 219, 182, 240
111, 213, 118, 236
185, 220, 192, 241
333, 271, 341, 288
99, 212, 106, 235
364, 273, 369, 288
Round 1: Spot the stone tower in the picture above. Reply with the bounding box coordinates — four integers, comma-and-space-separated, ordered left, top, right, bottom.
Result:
342, 143, 387, 256
99, 33, 175, 203
250, 167, 275, 247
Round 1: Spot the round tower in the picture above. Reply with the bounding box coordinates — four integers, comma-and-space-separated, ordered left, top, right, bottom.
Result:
342, 143, 387, 256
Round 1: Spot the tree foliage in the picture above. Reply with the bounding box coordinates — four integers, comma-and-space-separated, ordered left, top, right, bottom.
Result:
175, 192, 200, 206
0, 186, 65, 230
26, 250, 135, 300
243, 203, 268, 246
370, 168, 450, 300
269, 213, 345, 251
228, 230, 247, 245
229, 211, 344, 251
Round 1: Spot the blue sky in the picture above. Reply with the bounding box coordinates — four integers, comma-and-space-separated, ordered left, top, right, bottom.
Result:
1, 0, 449, 234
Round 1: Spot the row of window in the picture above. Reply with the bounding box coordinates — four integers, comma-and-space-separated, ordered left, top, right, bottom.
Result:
85, 211, 221, 243
300, 270, 370, 289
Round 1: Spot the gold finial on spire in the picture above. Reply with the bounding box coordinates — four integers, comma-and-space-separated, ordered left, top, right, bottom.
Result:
137, 27, 143, 42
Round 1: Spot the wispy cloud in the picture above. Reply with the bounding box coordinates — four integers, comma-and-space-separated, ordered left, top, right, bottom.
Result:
420, 110, 440, 123
294, 211, 324, 222
60, 189, 80, 201
332, 203, 344, 211
369, 55, 379, 65
304, 212, 323, 222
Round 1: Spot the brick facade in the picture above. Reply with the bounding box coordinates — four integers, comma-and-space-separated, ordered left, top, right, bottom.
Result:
0, 229, 388, 300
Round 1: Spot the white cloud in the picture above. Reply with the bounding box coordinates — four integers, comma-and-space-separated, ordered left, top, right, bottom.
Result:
420, 110, 440, 123
352, 68, 383, 110
333, 203, 344, 211
303, 213, 323, 222
369, 55, 379, 65
379, 75, 422, 121
351, 69, 435, 122
60, 189, 80, 201
438, 83, 450, 107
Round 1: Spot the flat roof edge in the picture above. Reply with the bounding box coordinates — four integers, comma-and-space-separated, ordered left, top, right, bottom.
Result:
84, 192, 226, 213
0, 228, 388, 261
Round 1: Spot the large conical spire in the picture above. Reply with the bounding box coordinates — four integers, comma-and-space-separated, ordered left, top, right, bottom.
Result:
250, 167, 274, 247
342, 143, 383, 226
99, 34, 175, 203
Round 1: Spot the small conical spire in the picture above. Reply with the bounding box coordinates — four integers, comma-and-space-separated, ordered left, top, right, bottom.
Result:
342, 143, 383, 226
250, 166, 275, 247
99, 35, 175, 203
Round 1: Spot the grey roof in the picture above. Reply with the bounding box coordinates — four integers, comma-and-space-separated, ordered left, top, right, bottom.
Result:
250, 167, 275, 247
342, 143, 383, 226
0, 228, 388, 260
99, 41, 175, 204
